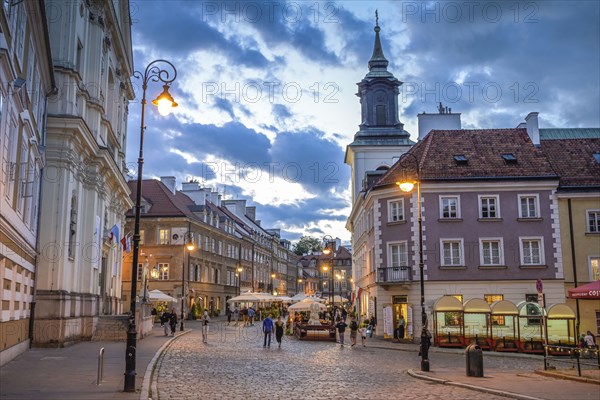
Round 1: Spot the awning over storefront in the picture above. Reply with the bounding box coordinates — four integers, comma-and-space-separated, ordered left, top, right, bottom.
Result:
567, 280, 600, 299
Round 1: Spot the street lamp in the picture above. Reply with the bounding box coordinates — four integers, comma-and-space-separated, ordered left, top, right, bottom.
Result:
125, 59, 177, 392
271, 272, 276, 294
237, 266, 243, 296
322, 235, 335, 308
396, 152, 430, 372
181, 232, 195, 331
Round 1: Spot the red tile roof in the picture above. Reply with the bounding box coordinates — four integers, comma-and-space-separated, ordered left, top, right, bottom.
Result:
126, 180, 198, 219
540, 138, 600, 188
377, 128, 557, 187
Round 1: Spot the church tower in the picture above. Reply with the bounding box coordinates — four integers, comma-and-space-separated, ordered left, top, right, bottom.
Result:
345, 14, 414, 202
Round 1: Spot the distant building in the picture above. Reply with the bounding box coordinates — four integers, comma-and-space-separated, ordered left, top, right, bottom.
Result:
122, 177, 299, 319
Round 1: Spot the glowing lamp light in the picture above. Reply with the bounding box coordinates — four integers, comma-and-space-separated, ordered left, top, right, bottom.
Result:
397, 181, 415, 193
152, 84, 178, 116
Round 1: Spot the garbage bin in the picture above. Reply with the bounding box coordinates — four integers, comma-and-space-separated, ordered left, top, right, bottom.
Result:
465, 344, 484, 377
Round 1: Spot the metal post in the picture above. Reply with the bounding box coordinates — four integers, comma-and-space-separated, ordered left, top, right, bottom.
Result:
125, 59, 177, 392
417, 175, 430, 372
97, 347, 105, 385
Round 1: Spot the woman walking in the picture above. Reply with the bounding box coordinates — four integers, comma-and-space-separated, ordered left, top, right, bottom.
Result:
275, 316, 285, 348
201, 310, 210, 343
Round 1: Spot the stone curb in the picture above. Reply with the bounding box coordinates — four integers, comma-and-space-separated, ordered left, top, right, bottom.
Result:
407, 369, 545, 400
534, 370, 600, 385
140, 330, 192, 400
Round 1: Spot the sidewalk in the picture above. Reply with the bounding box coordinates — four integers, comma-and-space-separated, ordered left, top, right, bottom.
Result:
0, 324, 179, 400
367, 336, 600, 400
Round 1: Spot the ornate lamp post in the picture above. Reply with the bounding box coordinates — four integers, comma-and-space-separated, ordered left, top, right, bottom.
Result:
125, 59, 178, 392
396, 152, 430, 372
181, 232, 195, 331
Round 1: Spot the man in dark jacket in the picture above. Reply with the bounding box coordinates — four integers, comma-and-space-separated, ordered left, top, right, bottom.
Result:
169, 308, 178, 336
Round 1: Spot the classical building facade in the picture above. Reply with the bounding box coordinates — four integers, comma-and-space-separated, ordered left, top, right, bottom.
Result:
122, 177, 299, 318
345, 19, 599, 341
33, 0, 134, 346
1, 0, 55, 365
540, 129, 600, 335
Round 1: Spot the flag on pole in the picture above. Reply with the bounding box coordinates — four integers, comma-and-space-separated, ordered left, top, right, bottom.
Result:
120, 234, 131, 253
109, 224, 120, 244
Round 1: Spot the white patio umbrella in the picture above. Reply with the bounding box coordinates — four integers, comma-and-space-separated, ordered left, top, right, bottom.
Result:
274, 296, 293, 302
290, 293, 326, 303
148, 289, 178, 302
288, 299, 327, 311
327, 295, 349, 304
227, 292, 277, 303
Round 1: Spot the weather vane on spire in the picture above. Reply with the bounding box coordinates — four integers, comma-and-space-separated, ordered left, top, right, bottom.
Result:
375, 9, 379, 26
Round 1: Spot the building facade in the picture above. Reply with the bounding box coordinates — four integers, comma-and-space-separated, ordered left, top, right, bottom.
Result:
0, 0, 55, 364
33, 0, 134, 346
540, 129, 600, 335
122, 177, 300, 319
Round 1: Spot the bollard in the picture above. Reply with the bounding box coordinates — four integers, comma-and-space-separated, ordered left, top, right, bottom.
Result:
97, 347, 105, 385
466, 344, 484, 377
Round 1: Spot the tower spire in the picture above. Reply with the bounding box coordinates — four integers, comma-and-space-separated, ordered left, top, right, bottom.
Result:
369, 10, 388, 71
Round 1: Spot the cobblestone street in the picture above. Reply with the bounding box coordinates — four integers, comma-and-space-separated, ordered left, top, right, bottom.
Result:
153, 321, 540, 400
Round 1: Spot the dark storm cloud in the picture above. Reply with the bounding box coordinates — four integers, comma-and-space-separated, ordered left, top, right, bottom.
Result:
392, 0, 599, 126
269, 129, 349, 194
131, 1, 268, 68
214, 1, 340, 65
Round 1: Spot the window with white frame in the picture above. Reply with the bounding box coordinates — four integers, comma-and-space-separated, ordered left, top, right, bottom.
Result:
388, 242, 408, 268
479, 195, 500, 219
587, 210, 600, 233
158, 229, 170, 245
388, 199, 404, 222
440, 196, 460, 219
480, 238, 504, 266
441, 239, 463, 266
590, 257, 599, 281
158, 263, 169, 280
518, 194, 539, 218
520, 237, 544, 265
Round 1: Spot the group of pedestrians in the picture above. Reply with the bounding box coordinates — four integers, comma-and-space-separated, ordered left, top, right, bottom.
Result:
262, 314, 285, 348
335, 316, 368, 347
160, 308, 178, 336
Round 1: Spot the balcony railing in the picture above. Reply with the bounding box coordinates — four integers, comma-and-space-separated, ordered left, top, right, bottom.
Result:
377, 266, 411, 283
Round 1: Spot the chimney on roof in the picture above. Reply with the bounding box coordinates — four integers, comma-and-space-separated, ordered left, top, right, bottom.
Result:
180, 181, 207, 205
160, 176, 176, 194
524, 112, 540, 145
246, 206, 256, 221
417, 104, 461, 140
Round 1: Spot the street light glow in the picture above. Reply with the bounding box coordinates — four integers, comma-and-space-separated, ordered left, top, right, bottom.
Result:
152, 84, 178, 116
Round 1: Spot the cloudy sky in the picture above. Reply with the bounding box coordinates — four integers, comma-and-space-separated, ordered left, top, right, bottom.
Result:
126, 0, 600, 245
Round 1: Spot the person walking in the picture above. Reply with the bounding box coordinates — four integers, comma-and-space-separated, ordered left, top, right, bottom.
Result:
275, 316, 285, 348
160, 310, 171, 336
168, 308, 178, 336
359, 323, 367, 347
349, 316, 359, 347
397, 314, 406, 340
336, 319, 348, 347
368, 315, 376, 338
584, 330, 597, 348
233, 306, 239, 324
248, 307, 255, 326
201, 310, 210, 343
262, 314, 274, 347
226, 307, 232, 324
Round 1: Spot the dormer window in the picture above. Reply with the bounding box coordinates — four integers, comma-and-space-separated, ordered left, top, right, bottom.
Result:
453, 155, 468, 165
502, 153, 517, 164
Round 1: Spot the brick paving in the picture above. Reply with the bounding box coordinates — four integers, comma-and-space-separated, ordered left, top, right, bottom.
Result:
150, 321, 599, 400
